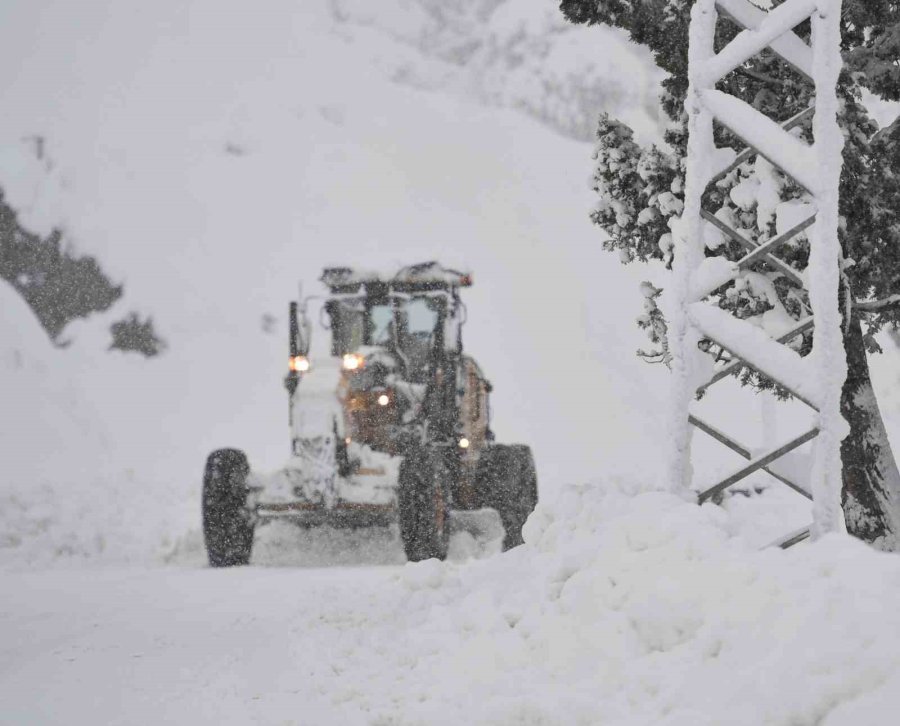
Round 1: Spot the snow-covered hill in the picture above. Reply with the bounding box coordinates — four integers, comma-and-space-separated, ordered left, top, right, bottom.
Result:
0, 0, 898, 562
330, 0, 664, 141
0, 0, 672, 565
0, 278, 195, 564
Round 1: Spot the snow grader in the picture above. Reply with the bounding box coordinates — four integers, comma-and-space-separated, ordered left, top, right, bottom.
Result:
202, 262, 538, 566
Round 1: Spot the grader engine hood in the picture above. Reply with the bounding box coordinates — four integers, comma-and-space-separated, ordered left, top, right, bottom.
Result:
269, 349, 406, 511
338, 347, 415, 452
290, 347, 416, 443
290, 356, 343, 443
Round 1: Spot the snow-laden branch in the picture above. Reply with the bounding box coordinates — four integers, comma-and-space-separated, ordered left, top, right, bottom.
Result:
854, 295, 900, 313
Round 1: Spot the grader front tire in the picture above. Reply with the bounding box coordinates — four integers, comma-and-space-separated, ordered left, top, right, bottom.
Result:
202, 448, 255, 567
398, 448, 451, 562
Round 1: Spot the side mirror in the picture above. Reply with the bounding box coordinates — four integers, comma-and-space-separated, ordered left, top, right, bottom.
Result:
289, 301, 301, 358
290, 300, 312, 357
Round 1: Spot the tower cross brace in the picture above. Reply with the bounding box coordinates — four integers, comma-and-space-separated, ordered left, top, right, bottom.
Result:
670, 0, 847, 546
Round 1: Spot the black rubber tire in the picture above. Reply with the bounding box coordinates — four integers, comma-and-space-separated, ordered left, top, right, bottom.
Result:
398, 447, 451, 562
202, 448, 254, 567
475, 444, 538, 550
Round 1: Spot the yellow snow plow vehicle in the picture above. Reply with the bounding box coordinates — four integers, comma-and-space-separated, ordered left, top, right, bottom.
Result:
202, 262, 538, 565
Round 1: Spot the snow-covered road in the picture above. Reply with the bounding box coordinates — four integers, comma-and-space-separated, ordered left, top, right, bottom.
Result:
1, 565, 403, 725
9, 485, 900, 726
0, 521, 506, 726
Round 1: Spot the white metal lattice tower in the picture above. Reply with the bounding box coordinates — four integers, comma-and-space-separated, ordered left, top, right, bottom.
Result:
670, 0, 847, 546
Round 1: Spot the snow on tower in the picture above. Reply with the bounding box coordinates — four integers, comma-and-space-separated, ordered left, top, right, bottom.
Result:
670, 0, 848, 544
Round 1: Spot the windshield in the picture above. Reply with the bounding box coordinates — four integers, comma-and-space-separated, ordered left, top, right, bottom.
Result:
368, 305, 394, 346
328, 296, 444, 377
328, 299, 397, 354
328, 301, 365, 355
403, 297, 439, 336
396, 297, 441, 381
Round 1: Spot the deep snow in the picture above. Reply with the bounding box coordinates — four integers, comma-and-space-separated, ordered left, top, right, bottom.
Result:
4, 1, 900, 724
6, 485, 900, 725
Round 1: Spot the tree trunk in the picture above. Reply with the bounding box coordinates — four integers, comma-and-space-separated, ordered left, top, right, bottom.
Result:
840, 316, 900, 550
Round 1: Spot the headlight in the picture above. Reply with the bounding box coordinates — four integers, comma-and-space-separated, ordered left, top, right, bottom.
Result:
289, 355, 310, 373
458, 437, 470, 449
377, 393, 390, 406
342, 353, 364, 371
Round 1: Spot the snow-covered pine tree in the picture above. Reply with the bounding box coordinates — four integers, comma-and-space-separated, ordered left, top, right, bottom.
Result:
560, 0, 900, 548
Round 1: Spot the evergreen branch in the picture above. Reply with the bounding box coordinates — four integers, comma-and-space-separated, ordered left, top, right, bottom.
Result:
735, 65, 787, 87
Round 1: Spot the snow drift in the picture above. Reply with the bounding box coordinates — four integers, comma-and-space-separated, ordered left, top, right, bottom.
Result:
334, 481, 900, 724
0, 279, 193, 566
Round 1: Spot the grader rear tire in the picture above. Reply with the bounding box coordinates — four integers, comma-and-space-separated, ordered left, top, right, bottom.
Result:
475, 444, 538, 550
398, 448, 451, 562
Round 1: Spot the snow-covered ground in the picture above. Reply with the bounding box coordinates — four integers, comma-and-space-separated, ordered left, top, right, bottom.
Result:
7, 486, 900, 725
4, 1, 900, 723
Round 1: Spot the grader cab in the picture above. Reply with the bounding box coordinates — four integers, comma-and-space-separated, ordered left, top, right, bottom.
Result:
201, 262, 538, 565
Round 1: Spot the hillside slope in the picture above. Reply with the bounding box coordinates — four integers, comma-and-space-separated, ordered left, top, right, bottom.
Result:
0, 0, 669, 564
0, 0, 897, 565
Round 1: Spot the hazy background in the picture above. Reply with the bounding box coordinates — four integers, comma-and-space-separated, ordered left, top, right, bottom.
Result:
1, 0, 897, 565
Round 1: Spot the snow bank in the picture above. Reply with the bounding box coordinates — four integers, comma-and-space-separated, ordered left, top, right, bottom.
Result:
0, 280, 193, 568
3, 476, 899, 724
350, 479, 900, 724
